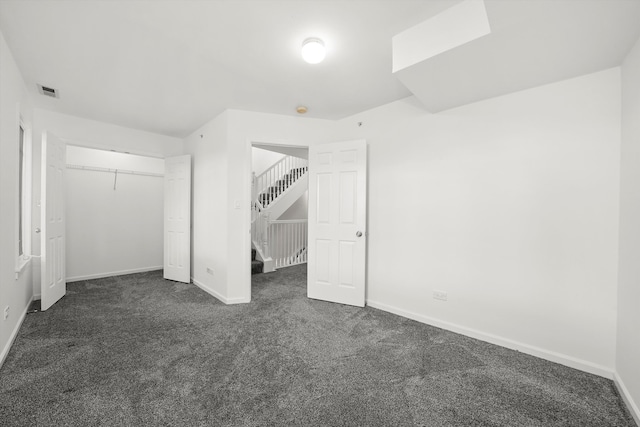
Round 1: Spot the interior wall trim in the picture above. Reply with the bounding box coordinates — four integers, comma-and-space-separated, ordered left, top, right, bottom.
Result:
0, 297, 31, 370
191, 277, 250, 305
366, 299, 614, 379
66, 266, 162, 283
614, 372, 640, 426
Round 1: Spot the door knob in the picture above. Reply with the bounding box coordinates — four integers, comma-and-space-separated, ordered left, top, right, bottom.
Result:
35, 228, 41, 234
356, 231, 363, 237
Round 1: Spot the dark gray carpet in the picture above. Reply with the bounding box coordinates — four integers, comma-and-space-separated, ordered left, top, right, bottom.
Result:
0, 265, 635, 426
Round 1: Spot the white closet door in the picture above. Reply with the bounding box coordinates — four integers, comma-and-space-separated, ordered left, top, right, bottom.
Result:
41, 132, 66, 311
164, 155, 191, 283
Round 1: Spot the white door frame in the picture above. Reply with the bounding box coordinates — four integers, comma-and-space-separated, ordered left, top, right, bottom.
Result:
244, 139, 309, 301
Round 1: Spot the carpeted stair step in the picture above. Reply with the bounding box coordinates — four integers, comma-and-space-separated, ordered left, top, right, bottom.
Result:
251, 248, 263, 274
251, 259, 263, 275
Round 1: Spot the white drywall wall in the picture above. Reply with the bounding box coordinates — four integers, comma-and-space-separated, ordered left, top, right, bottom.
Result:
0, 31, 33, 366
252, 147, 285, 176
617, 35, 640, 422
279, 191, 308, 220
33, 109, 184, 158
65, 146, 164, 281
183, 112, 230, 302
334, 68, 621, 376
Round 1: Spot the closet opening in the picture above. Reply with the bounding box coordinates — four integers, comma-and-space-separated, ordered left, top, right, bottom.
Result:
65, 145, 165, 282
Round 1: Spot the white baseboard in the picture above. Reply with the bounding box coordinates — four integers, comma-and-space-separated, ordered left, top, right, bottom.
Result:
0, 297, 31, 370
191, 277, 250, 305
66, 266, 162, 283
366, 299, 614, 379
226, 297, 251, 304
614, 372, 640, 426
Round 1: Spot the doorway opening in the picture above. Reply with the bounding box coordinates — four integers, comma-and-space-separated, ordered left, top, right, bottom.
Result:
244, 138, 368, 308
249, 142, 309, 293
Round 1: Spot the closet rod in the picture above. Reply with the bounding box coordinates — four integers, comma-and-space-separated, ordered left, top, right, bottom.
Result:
66, 164, 164, 178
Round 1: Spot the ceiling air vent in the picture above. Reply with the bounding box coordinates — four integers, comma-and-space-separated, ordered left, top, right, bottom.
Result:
37, 84, 59, 99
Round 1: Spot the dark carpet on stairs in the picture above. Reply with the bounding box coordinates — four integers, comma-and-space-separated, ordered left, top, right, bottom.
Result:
251, 248, 263, 275
0, 265, 635, 426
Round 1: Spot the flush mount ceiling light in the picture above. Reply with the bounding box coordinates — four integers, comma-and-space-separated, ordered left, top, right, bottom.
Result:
301, 38, 326, 64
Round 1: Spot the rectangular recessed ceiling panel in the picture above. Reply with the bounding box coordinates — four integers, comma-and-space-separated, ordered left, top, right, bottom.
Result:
392, 0, 491, 73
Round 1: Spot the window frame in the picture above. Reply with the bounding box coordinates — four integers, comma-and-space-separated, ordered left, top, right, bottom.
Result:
15, 114, 32, 277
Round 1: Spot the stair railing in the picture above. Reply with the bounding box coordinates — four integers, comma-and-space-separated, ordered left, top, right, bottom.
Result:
254, 155, 308, 208
251, 211, 271, 259
267, 219, 308, 269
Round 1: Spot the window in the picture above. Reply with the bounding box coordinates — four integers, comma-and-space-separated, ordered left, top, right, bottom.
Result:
16, 119, 31, 275
18, 125, 25, 257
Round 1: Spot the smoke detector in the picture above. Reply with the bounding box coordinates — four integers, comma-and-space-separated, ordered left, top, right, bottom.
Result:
37, 84, 59, 99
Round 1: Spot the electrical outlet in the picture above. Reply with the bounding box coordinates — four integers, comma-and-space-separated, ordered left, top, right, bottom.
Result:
206, 267, 214, 275
3, 306, 9, 320
433, 290, 448, 301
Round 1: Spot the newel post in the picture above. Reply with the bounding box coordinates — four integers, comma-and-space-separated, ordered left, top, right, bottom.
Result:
262, 212, 271, 258
251, 172, 257, 203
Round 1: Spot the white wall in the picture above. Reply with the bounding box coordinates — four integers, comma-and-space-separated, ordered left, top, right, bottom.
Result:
617, 35, 640, 423
183, 112, 230, 302
33, 109, 184, 158
279, 191, 308, 220
0, 31, 33, 366
333, 68, 621, 376
65, 146, 164, 281
252, 146, 285, 176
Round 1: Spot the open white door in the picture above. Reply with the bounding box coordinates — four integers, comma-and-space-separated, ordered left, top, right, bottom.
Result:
164, 155, 191, 283
308, 140, 367, 307
41, 132, 66, 311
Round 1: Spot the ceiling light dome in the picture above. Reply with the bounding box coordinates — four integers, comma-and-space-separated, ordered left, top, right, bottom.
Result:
301, 38, 326, 64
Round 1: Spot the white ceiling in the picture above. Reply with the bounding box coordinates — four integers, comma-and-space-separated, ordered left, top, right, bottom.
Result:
1, 0, 639, 138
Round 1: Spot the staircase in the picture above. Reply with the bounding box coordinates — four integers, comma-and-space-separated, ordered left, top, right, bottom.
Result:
252, 155, 309, 274
258, 166, 307, 208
